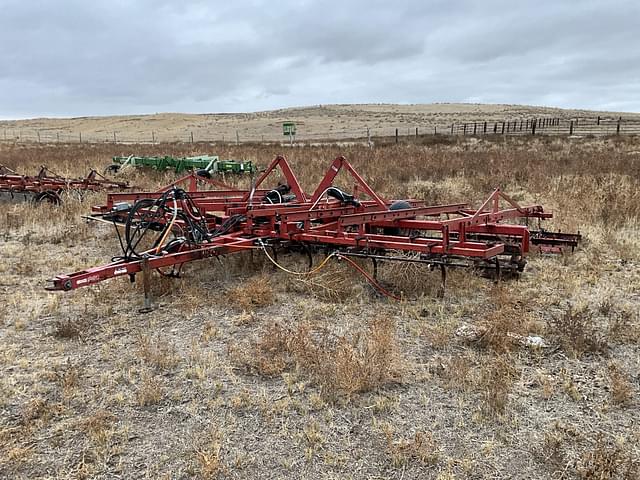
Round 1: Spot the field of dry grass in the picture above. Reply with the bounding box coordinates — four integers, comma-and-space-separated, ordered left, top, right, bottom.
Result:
1, 135, 640, 479
3, 103, 640, 143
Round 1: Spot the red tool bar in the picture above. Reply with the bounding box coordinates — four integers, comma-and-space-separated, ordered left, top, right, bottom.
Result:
336, 204, 467, 227
289, 232, 505, 258
46, 236, 257, 291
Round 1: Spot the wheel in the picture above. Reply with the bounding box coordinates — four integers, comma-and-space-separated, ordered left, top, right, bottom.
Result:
105, 164, 121, 174
33, 190, 61, 205
383, 200, 412, 236
196, 169, 211, 179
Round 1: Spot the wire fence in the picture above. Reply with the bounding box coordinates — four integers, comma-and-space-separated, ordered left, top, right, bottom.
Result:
1, 115, 639, 145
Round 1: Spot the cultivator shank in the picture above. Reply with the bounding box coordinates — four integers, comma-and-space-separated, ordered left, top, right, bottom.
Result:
46, 155, 580, 293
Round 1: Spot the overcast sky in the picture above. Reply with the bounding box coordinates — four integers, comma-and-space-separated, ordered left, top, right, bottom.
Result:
1, 0, 638, 119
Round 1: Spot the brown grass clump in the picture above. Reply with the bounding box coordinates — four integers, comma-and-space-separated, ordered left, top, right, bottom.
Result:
577, 437, 639, 479
383, 426, 440, 467
475, 288, 542, 352
53, 317, 83, 339
192, 428, 227, 479
137, 334, 179, 371
608, 363, 634, 406
136, 373, 164, 407
233, 317, 402, 398
604, 302, 640, 344
549, 307, 608, 358
230, 322, 291, 377
81, 409, 117, 451
227, 274, 274, 311
21, 397, 52, 425
478, 355, 519, 416
436, 353, 474, 392
52, 359, 82, 401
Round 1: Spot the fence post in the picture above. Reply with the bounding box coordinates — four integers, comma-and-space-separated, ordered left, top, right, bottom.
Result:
190, 131, 194, 143
569, 120, 574, 135
113, 132, 117, 143
483, 121, 487, 134
395, 128, 398, 143
506, 122, 510, 133
434, 126, 437, 135
493, 123, 497, 133
501, 122, 505, 134
415, 127, 418, 137
473, 123, 477, 135
37, 131, 40, 143
79, 132, 82, 143
463, 124, 467, 135
531, 119, 536, 135
616, 117, 621, 135
450, 124, 454, 135
152, 131, 155, 143
597, 116, 601, 125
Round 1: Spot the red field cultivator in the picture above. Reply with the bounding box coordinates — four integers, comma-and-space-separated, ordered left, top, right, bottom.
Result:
46, 155, 580, 297
0, 164, 131, 204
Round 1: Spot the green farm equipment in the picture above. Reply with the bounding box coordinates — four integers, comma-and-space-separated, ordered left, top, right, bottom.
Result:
106, 155, 257, 177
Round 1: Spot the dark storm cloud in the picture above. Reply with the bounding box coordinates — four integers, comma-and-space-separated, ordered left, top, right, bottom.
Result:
0, 0, 637, 118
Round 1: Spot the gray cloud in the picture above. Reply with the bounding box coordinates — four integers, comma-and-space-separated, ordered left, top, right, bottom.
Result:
0, 0, 638, 118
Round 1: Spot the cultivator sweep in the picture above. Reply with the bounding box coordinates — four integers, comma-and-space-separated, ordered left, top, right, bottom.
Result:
106, 154, 257, 176
46, 155, 580, 294
0, 164, 131, 204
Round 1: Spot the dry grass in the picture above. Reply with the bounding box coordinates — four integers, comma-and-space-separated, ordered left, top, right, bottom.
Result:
135, 373, 164, 407
550, 306, 609, 358
192, 428, 226, 479
226, 274, 275, 311
384, 427, 440, 467
233, 316, 402, 399
137, 334, 179, 371
577, 437, 639, 479
608, 362, 634, 406
2, 136, 640, 478
478, 355, 519, 416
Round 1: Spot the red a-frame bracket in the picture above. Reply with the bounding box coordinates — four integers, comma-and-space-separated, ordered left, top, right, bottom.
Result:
309, 156, 387, 209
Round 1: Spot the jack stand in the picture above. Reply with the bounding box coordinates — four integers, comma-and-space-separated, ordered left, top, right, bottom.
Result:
139, 258, 154, 313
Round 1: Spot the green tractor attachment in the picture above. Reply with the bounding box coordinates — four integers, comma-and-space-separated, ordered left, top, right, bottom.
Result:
106, 155, 257, 177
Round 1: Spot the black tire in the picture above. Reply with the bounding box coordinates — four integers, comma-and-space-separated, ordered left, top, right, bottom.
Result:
105, 164, 121, 174
383, 200, 412, 236
196, 169, 211, 179
34, 190, 61, 205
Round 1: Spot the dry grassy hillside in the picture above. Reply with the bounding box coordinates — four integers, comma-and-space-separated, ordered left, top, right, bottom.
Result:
1, 136, 639, 479
2, 103, 640, 143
